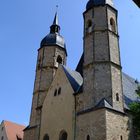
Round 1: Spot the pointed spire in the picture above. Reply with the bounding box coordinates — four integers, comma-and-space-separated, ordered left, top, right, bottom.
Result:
53, 12, 59, 25
53, 5, 59, 25
50, 6, 60, 34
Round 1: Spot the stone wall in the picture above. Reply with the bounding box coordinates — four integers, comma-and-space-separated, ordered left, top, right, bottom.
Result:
106, 109, 133, 140
76, 109, 106, 140
39, 66, 75, 140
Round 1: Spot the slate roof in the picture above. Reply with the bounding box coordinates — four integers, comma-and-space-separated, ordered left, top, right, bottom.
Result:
95, 98, 113, 109
40, 12, 67, 55
86, 0, 113, 10
133, 0, 140, 8
1, 120, 25, 140
122, 73, 140, 109
62, 65, 83, 93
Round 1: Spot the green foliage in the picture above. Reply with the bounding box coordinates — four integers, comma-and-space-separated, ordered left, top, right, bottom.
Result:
135, 86, 140, 97
130, 85, 140, 138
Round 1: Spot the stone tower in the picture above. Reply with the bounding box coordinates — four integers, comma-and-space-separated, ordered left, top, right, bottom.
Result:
23, 12, 67, 140
79, 0, 124, 112
76, 1, 131, 140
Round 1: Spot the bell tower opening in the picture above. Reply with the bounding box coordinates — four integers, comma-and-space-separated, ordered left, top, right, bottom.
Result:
57, 55, 63, 64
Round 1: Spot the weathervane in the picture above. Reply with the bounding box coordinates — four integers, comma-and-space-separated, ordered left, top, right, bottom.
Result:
56, 5, 58, 13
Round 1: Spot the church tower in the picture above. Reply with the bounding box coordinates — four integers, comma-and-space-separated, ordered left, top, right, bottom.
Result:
79, 0, 124, 112
76, 1, 131, 140
23, 12, 67, 140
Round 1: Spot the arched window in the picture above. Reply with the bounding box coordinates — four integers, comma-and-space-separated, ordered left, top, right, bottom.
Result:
59, 130, 68, 140
58, 87, 61, 95
57, 55, 63, 64
110, 18, 116, 32
87, 135, 90, 140
54, 89, 57, 96
43, 134, 49, 140
86, 20, 92, 33
120, 135, 123, 140
116, 93, 119, 101
87, 20, 92, 28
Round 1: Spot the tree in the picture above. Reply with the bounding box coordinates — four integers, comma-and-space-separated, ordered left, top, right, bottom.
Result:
130, 86, 140, 139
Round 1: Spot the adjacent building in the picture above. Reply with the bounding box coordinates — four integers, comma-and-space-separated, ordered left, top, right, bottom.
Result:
0, 120, 25, 140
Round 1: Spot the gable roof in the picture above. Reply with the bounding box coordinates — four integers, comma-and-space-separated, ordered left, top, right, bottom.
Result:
62, 65, 83, 93
75, 54, 139, 110
3, 120, 25, 140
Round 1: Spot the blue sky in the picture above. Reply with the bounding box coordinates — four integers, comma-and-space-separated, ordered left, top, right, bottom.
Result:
0, 0, 139, 125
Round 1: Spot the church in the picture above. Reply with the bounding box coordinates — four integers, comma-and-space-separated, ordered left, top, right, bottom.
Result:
23, 0, 139, 140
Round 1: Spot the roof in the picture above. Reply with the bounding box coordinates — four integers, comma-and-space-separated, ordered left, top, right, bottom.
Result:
62, 65, 83, 93
133, 0, 140, 8
40, 12, 67, 54
76, 54, 139, 110
86, 0, 113, 10
52, 12, 59, 26
2, 120, 25, 140
95, 98, 113, 109
122, 73, 140, 109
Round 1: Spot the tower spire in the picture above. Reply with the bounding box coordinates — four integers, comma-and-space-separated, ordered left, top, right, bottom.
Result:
50, 6, 60, 34
53, 5, 59, 25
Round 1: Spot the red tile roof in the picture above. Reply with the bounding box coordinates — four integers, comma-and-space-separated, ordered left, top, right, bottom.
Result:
3, 120, 25, 140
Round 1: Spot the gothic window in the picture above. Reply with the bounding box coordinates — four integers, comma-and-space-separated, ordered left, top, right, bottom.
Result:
120, 135, 123, 140
57, 55, 63, 64
116, 93, 119, 101
86, 20, 92, 33
54, 89, 57, 96
58, 87, 61, 95
43, 134, 49, 140
87, 135, 90, 140
110, 18, 116, 32
59, 130, 68, 140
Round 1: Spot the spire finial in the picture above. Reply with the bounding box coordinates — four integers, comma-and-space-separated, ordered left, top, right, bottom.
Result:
50, 6, 60, 34
56, 5, 58, 13
53, 6, 59, 25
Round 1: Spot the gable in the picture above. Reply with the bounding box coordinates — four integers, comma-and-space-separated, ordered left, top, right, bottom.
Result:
40, 65, 76, 140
